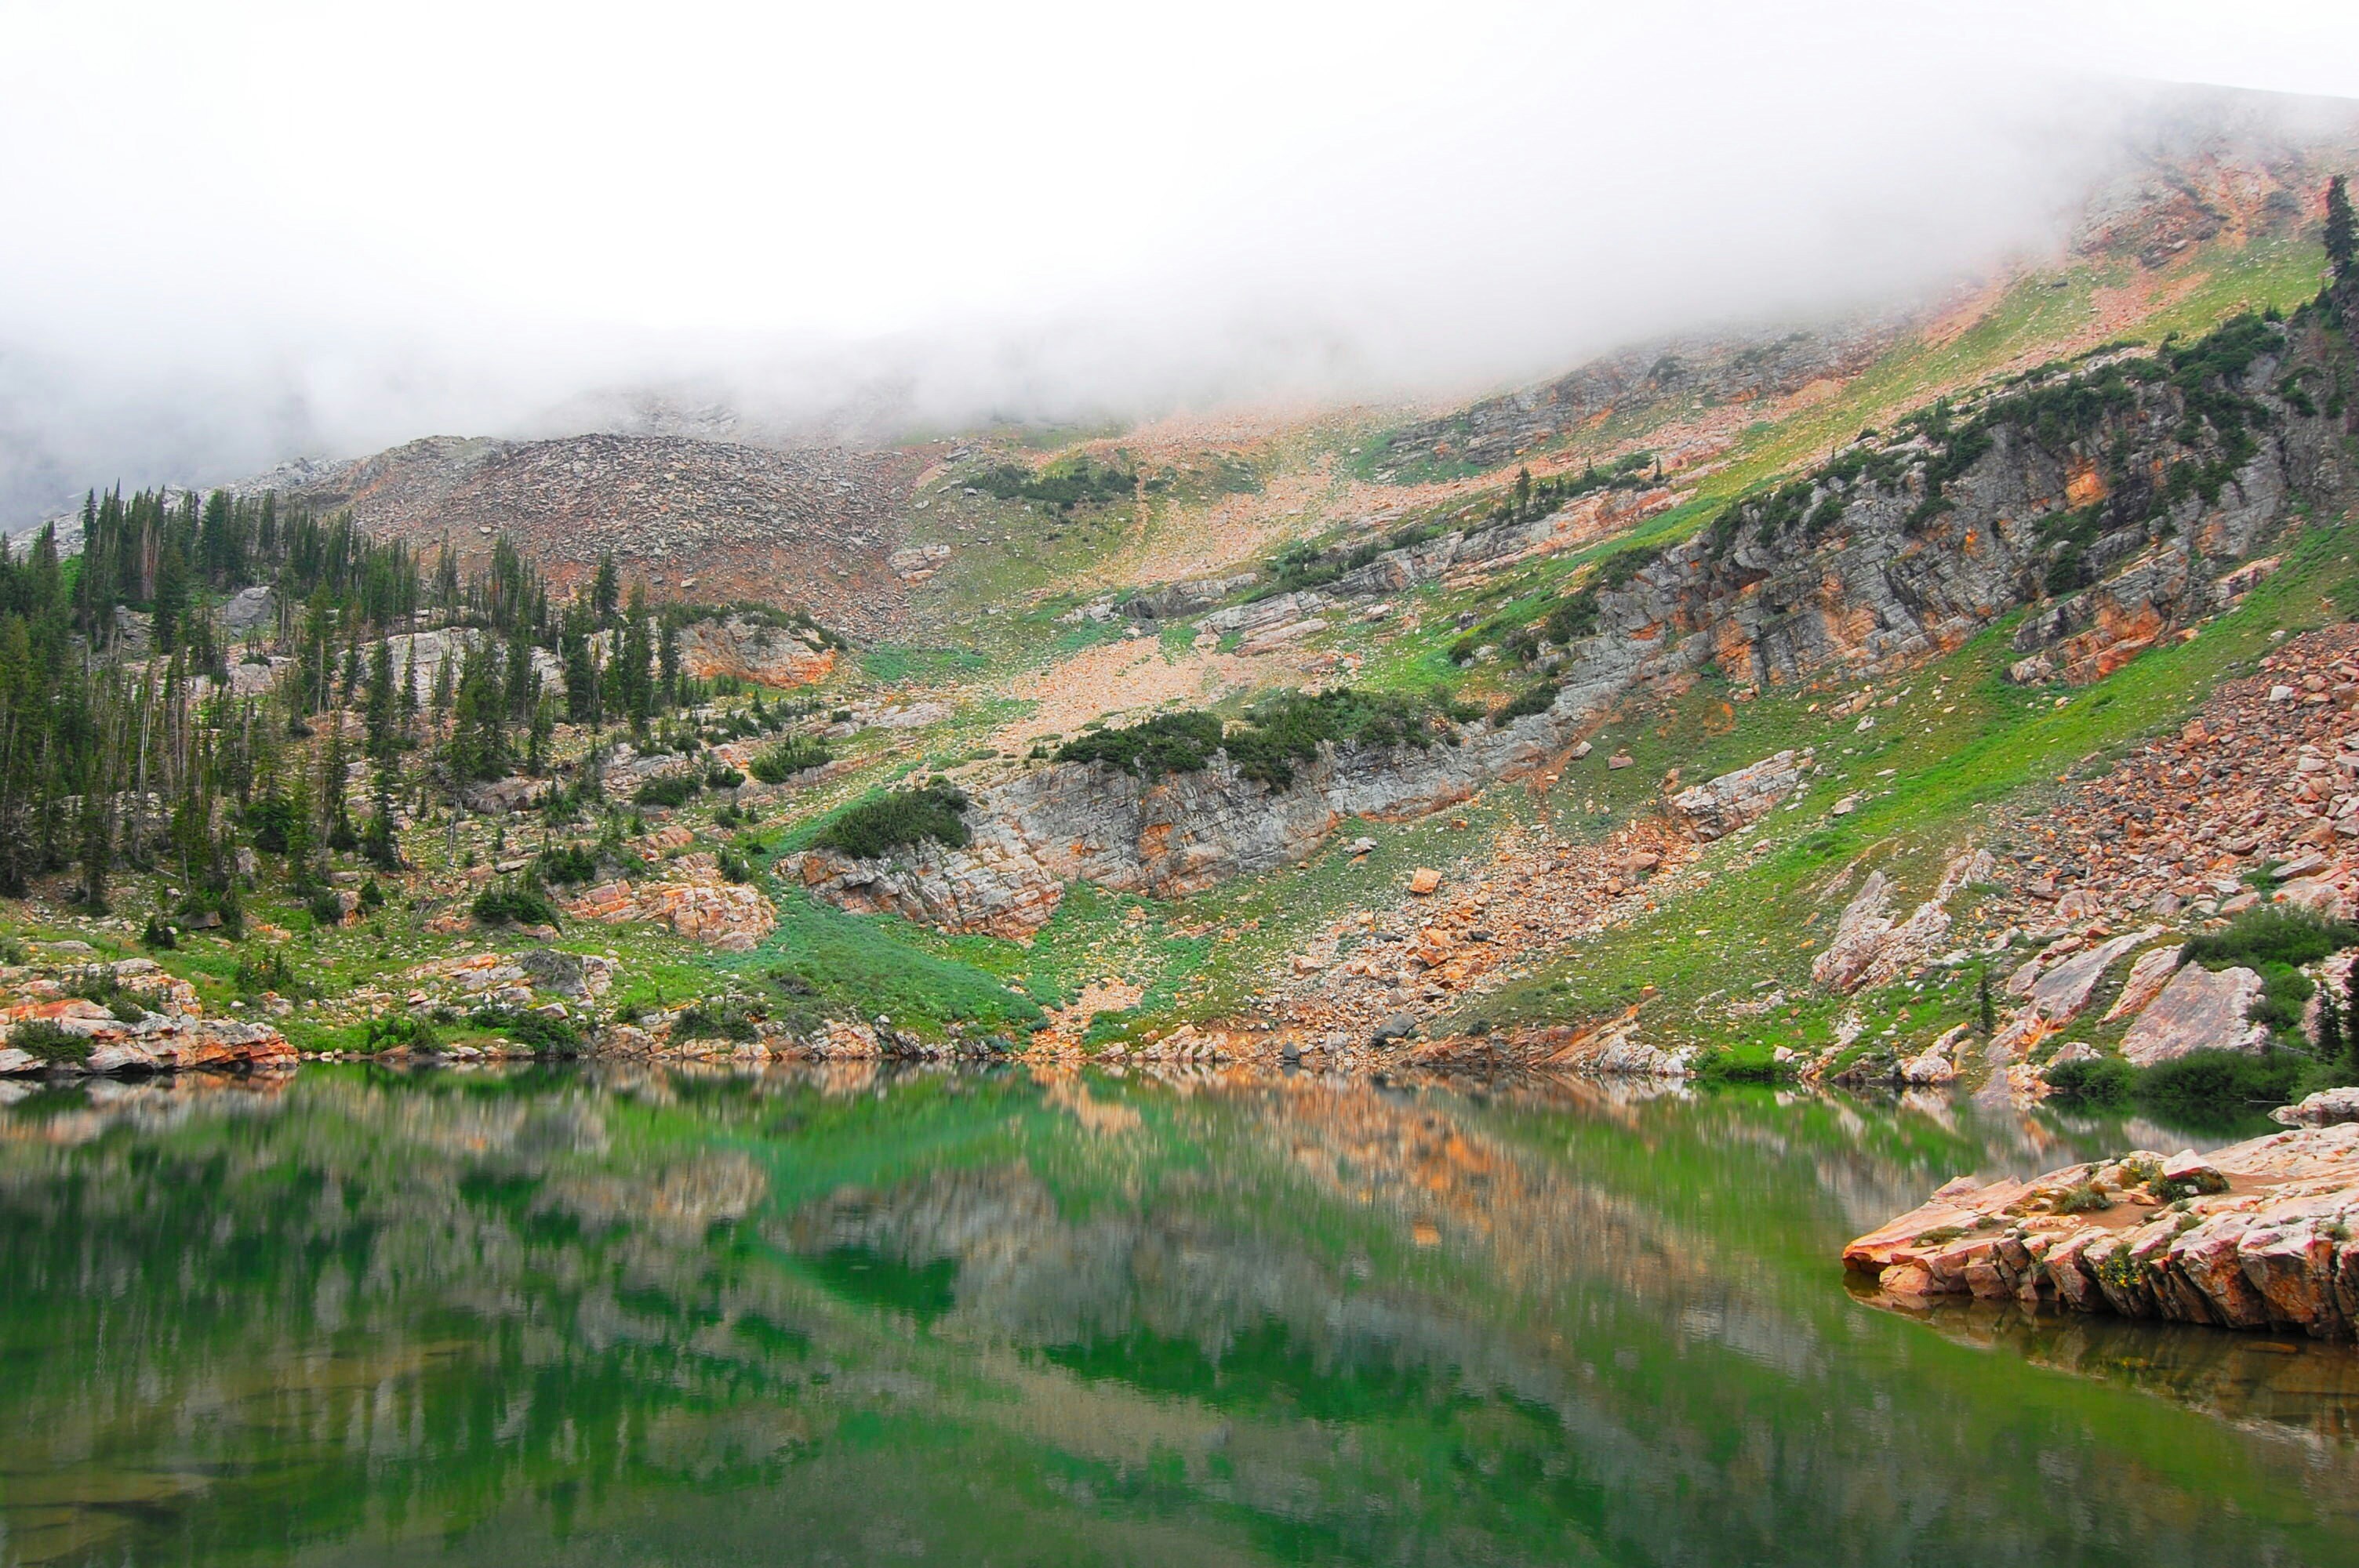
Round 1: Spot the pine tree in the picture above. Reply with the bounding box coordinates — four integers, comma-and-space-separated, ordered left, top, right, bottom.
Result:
592, 554, 620, 625
365, 639, 397, 760
2318, 980, 2345, 1065
1977, 965, 1996, 1036
430, 649, 455, 725
151, 544, 188, 654
504, 623, 535, 720
399, 642, 421, 731
2328, 175, 2357, 282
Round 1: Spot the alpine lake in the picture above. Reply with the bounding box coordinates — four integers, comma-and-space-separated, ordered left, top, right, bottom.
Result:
4, 1063, 2357, 1566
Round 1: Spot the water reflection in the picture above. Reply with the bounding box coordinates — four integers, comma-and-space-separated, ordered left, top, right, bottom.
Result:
0, 1064, 2353, 1566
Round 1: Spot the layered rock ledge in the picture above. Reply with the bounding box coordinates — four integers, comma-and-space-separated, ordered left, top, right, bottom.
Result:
1845, 1126, 2359, 1338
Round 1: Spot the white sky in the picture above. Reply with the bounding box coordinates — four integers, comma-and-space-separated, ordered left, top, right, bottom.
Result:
2, 0, 2358, 512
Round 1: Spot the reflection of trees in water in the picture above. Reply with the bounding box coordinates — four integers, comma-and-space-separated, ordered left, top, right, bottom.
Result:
1, 1066, 2354, 1568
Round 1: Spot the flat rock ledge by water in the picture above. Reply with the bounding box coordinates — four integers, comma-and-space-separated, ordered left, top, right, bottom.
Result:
1845, 1125, 2359, 1339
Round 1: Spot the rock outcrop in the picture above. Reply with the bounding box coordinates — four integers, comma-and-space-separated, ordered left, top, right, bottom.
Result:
1846, 1127, 2359, 1340
674, 614, 838, 688
784, 702, 1587, 936
0, 957, 293, 1076
2118, 962, 2270, 1064
564, 855, 778, 950
1810, 849, 1993, 993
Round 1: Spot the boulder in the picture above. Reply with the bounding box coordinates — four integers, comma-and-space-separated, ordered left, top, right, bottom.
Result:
2274, 1087, 2359, 1127
1669, 751, 1802, 840
2119, 963, 2270, 1065
1407, 867, 1442, 896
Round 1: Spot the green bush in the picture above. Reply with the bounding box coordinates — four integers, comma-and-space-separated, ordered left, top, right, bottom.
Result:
2045, 1054, 2135, 1105
2055, 1181, 2112, 1214
2183, 906, 2359, 971
234, 948, 298, 997
2136, 1048, 2302, 1124
750, 736, 833, 784
140, 914, 176, 949
8, 1018, 89, 1063
1490, 682, 1560, 727
634, 774, 702, 808
535, 844, 599, 885
1054, 711, 1225, 777
706, 765, 745, 790
672, 1000, 760, 1042
364, 1014, 438, 1052
472, 883, 562, 928
1692, 1041, 1794, 1084
812, 784, 971, 859
1224, 688, 1456, 788
467, 1005, 583, 1054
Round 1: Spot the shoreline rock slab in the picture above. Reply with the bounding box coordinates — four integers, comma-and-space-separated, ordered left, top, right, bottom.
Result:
1845, 1124, 2359, 1339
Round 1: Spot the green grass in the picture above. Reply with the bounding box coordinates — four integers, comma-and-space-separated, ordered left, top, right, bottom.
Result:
1472, 512, 2359, 1050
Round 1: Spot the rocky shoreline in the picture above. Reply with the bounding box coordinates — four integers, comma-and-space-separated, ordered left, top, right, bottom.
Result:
1846, 1123, 2359, 1339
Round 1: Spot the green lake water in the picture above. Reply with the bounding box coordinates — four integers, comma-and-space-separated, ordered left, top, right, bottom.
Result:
2, 1064, 2357, 1566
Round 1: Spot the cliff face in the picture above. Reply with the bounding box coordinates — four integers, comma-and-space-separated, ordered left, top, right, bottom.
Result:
1554, 309, 2357, 712
783, 705, 1585, 936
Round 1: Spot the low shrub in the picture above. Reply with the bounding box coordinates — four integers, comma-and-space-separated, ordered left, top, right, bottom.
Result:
8, 1018, 89, 1063
812, 784, 971, 859
1055, 711, 1225, 777
472, 883, 562, 928
140, 915, 176, 949
747, 736, 834, 785
535, 844, 600, 885
2184, 906, 2359, 972
1692, 1042, 1794, 1085
2055, 1181, 2111, 1214
672, 1000, 760, 1042
2044, 1054, 2135, 1105
1490, 682, 1560, 727
2135, 1048, 2302, 1125
467, 1005, 583, 1054
634, 773, 702, 808
706, 765, 745, 790
364, 1014, 438, 1052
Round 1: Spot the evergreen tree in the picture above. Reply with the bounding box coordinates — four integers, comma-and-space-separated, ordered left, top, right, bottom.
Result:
2319, 979, 2346, 1065
503, 623, 535, 720
151, 544, 188, 654
2329, 175, 2356, 282
592, 554, 620, 625
617, 587, 654, 728
1977, 965, 1996, 1036
658, 616, 682, 708
399, 642, 421, 731
364, 638, 397, 760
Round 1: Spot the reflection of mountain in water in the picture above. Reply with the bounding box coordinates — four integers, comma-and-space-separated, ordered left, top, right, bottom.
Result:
1, 1065, 2354, 1567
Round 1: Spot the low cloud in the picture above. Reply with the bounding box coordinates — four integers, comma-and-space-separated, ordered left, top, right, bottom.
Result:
2, 1, 2357, 522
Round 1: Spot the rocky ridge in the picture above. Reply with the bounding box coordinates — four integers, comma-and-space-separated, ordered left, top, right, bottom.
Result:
279, 433, 921, 638
783, 701, 1592, 937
